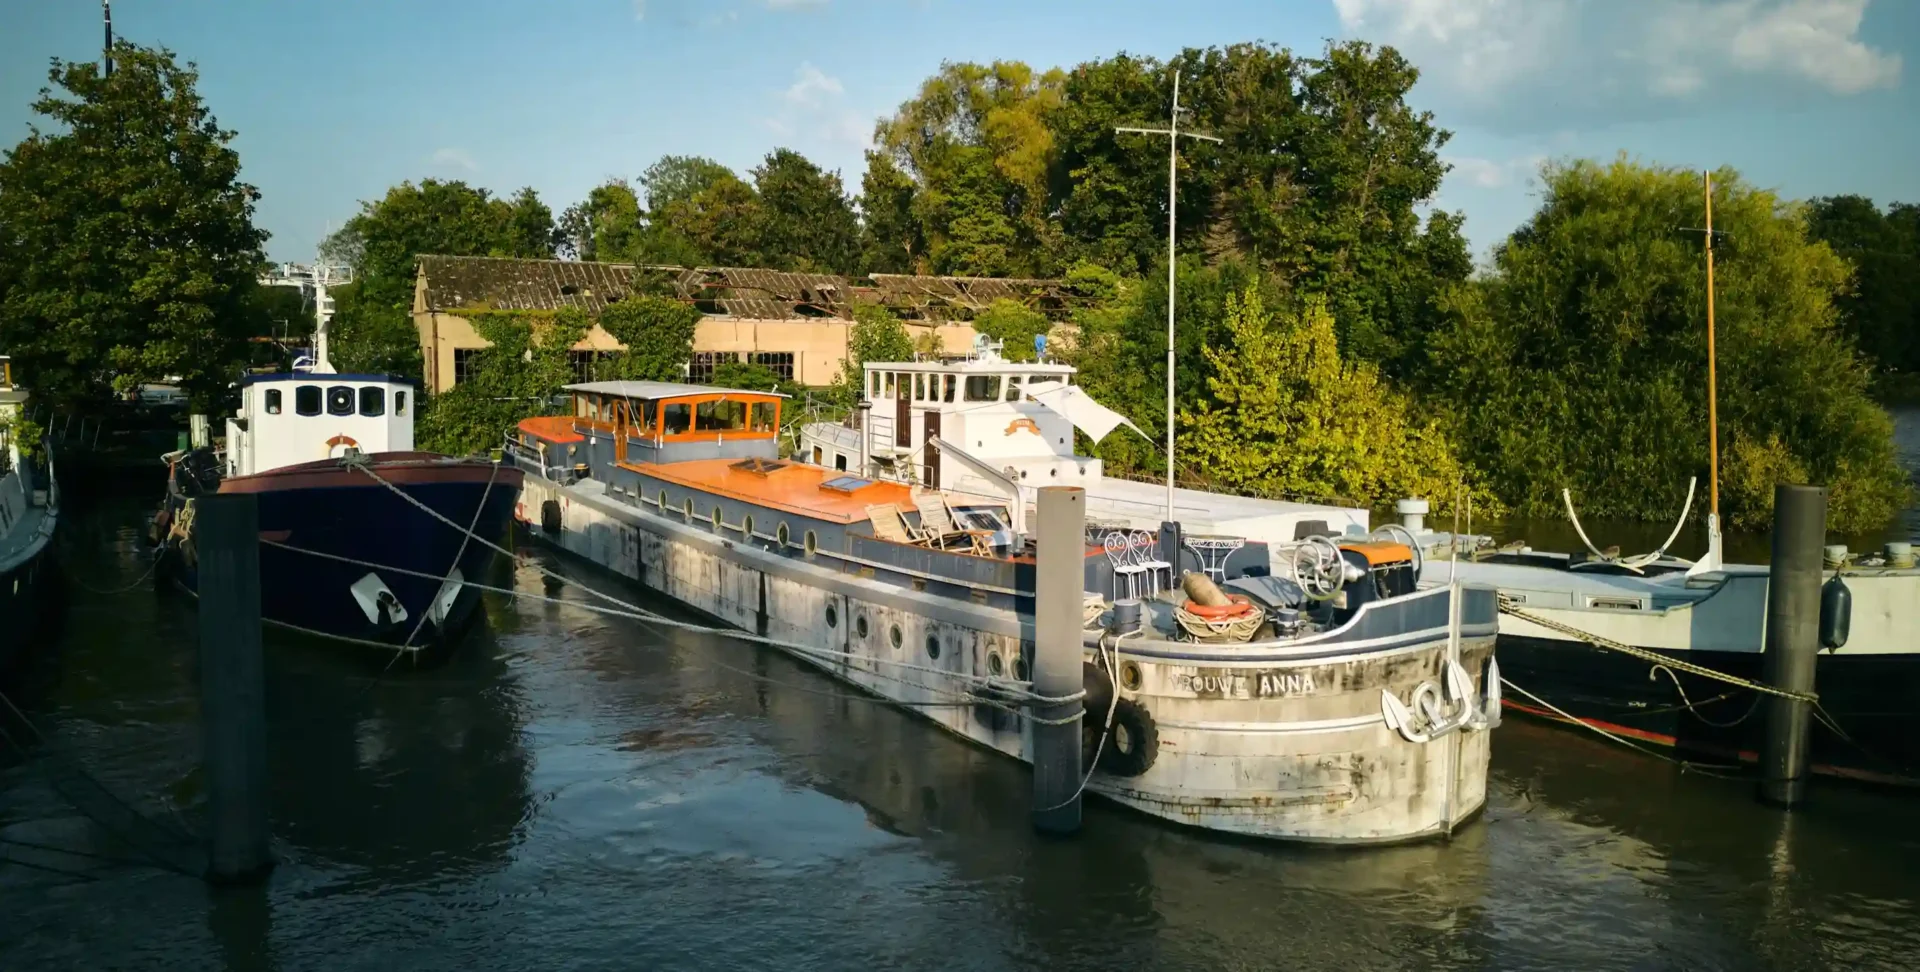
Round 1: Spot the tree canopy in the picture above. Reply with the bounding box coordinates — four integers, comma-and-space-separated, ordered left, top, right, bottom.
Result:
323, 179, 556, 378
1423, 159, 1907, 531
1804, 195, 1920, 394
0, 43, 267, 407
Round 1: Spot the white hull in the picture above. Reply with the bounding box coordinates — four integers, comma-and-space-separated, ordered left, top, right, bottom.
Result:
516, 475, 1498, 844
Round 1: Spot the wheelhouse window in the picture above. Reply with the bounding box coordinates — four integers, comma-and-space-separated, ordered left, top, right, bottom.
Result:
695, 399, 747, 432
359, 387, 385, 417
963, 375, 997, 402
748, 400, 777, 432
884, 372, 896, 397
295, 385, 322, 416
1003, 376, 1023, 402
264, 389, 283, 415
660, 402, 692, 435
868, 370, 880, 398
326, 386, 354, 416
913, 373, 926, 401
575, 394, 589, 418
395, 391, 408, 415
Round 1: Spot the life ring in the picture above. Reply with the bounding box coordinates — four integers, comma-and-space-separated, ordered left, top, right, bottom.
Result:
1183, 593, 1255, 620
325, 434, 359, 458
1098, 698, 1159, 777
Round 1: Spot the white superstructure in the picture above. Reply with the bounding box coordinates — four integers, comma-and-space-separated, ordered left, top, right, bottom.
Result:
797, 344, 1370, 543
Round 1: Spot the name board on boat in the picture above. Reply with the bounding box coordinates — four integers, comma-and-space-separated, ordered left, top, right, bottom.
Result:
1170, 669, 1317, 699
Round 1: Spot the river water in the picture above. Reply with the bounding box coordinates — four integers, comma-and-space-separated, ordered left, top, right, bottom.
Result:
3, 417, 1919, 971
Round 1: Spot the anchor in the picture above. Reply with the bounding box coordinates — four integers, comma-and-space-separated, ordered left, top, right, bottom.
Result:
1381, 658, 1495, 743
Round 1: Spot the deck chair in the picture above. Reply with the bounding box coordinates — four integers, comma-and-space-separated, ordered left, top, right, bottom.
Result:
866, 503, 929, 546
914, 492, 995, 556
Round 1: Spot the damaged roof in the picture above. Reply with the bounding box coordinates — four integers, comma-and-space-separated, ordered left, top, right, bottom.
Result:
415, 255, 1086, 322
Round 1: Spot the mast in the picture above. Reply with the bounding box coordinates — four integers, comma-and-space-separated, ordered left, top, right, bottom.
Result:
102, 0, 113, 78
1116, 70, 1219, 523
1704, 170, 1719, 529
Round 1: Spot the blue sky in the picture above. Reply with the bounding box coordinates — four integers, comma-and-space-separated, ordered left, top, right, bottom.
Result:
4, 0, 1916, 263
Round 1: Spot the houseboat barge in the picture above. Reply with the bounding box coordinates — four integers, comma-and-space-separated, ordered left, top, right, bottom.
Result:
510, 377, 1501, 844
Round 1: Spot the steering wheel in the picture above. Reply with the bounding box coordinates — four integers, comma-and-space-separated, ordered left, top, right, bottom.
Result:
1371, 523, 1426, 578
1289, 535, 1347, 601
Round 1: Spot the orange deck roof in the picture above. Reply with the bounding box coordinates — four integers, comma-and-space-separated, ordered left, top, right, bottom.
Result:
518, 415, 586, 445
626, 458, 915, 524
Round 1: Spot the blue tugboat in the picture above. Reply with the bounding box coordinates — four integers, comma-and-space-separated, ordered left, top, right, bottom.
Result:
154, 290, 521, 655
1, 355, 60, 676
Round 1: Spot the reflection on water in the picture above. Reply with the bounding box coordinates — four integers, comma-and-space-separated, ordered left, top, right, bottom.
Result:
3, 500, 1918, 971
1468, 407, 1920, 564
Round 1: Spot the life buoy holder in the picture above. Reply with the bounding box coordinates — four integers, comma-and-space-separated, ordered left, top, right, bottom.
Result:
325, 434, 360, 458
1182, 593, 1256, 620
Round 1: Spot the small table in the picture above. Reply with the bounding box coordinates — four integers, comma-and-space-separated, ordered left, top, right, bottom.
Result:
1184, 535, 1245, 582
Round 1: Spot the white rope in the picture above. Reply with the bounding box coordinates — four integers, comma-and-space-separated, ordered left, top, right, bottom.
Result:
390, 456, 501, 656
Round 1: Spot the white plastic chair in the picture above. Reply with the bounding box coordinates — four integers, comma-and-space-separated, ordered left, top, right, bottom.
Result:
1131, 530, 1171, 598
1104, 531, 1147, 600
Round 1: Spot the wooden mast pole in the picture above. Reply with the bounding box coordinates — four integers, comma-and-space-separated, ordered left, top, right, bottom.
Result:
1704, 169, 1720, 526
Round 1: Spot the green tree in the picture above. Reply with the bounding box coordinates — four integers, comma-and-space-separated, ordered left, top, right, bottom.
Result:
871, 60, 1067, 276
1804, 195, 1920, 390
1179, 287, 1470, 507
323, 179, 556, 379
751, 148, 860, 273
858, 151, 922, 273
972, 298, 1050, 362
558, 180, 646, 262
711, 359, 791, 395
1426, 159, 1907, 531
597, 296, 701, 381
415, 309, 584, 456
0, 43, 267, 407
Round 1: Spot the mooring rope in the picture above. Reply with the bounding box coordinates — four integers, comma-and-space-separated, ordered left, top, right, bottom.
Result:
1496, 596, 1818, 703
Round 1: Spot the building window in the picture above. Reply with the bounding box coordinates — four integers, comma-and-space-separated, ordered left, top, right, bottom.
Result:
569, 350, 617, 384
453, 348, 482, 386
688, 351, 736, 384
295, 385, 322, 416
359, 387, 385, 417
264, 389, 283, 415
746, 351, 794, 383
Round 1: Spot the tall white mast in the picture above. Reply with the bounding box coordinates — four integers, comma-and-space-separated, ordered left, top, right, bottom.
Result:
1118, 71, 1220, 523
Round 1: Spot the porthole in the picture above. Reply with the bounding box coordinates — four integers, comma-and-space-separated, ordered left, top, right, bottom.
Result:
826, 602, 839, 629
987, 650, 1004, 677
743, 514, 755, 538
777, 522, 790, 545
855, 614, 870, 641
1012, 655, 1029, 681
1119, 661, 1142, 691
683, 498, 694, 521
889, 624, 903, 649
925, 634, 940, 660
659, 489, 670, 509
804, 530, 818, 555
712, 505, 724, 529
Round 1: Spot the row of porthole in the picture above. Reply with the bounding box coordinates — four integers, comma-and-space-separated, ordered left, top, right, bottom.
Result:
821, 602, 1031, 678
661, 489, 817, 554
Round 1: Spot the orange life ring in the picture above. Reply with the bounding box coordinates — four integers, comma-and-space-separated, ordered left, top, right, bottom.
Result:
1184, 594, 1255, 620
325, 434, 359, 457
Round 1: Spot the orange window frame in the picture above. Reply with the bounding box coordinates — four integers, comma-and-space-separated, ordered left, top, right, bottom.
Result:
653, 393, 782, 442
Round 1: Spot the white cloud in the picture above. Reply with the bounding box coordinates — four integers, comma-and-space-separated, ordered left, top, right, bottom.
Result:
1444, 153, 1546, 189
632, 0, 646, 19
1334, 0, 1901, 126
430, 147, 479, 173
765, 63, 870, 153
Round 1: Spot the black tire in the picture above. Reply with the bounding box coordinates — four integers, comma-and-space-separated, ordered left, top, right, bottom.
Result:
1082, 660, 1113, 722
1098, 698, 1159, 777
540, 499, 562, 534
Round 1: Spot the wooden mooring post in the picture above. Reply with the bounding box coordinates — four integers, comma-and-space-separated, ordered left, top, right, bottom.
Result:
1031, 486, 1086, 835
1759, 484, 1825, 809
196, 492, 274, 883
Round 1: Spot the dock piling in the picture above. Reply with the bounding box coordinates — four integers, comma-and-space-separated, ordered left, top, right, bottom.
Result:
195, 492, 274, 883
1031, 486, 1086, 835
1759, 483, 1825, 809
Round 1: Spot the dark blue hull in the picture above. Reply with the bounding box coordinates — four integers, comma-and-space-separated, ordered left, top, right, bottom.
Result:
161, 457, 522, 653
0, 534, 57, 677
